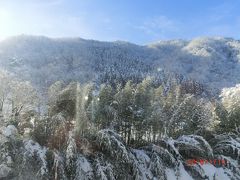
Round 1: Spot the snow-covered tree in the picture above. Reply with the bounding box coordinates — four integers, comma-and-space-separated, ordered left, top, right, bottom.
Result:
114, 81, 135, 144
0, 70, 12, 116
92, 84, 115, 129
9, 80, 38, 126
66, 131, 77, 179
219, 84, 240, 132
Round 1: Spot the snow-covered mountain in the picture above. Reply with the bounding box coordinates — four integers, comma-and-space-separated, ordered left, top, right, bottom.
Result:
0, 35, 240, 90
1, 35, 240, 180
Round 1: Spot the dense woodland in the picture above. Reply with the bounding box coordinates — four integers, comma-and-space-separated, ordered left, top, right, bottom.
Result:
0, 69, 239, 148
1, 69, 240, 179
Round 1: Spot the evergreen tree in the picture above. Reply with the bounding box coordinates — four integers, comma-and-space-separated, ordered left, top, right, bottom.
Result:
93, 84, 115, 129
66, 131, 77, 179
114, 81, 135, 144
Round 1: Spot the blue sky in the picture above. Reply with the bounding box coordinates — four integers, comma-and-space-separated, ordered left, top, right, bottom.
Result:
0, 0, 239, 44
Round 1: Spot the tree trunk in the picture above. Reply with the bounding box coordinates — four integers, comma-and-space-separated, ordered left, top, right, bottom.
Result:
127, 125, 131, 145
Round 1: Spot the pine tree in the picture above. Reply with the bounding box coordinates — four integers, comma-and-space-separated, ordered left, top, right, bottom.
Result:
114, 81, 135, 144
93, 84, 115, 129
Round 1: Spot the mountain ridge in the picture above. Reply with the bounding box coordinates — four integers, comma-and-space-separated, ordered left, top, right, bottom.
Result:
0, 35, 239, 91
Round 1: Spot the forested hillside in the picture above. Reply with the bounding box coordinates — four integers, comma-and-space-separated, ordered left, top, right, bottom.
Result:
0, 36, 240, 179
0, 35, 240, 90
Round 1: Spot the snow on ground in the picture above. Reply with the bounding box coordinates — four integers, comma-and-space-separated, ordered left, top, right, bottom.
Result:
165, 168, 176, 180
165, 162, 230, 180
201, 164, 230, 180
165, 163, 193, 180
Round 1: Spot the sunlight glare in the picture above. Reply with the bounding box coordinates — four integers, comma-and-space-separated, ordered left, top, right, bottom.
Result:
0, 9, 11, 40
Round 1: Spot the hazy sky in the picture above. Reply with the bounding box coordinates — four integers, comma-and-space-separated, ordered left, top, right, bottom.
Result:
0, 0, 240, 44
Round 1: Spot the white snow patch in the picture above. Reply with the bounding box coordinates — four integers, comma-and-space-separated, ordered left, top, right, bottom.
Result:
177, 135, 213, 156
201, 164, 230, 180
133, 149, 150, 163
177, 135, 200, 146
24, 140, 48, 176
132, 149, 153, 179
75, 155, 94, 179
165, 168, 176, 180
178, 163, 193, 180
2, 125, 18, 138
165, 164, 193, 180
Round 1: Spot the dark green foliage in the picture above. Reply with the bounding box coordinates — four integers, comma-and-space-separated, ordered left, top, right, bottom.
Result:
31, 117, 52, 146
29, 76, 238, 148
215, 102, 240, 134
92, 84, 115, 129
85, 78, 214, 145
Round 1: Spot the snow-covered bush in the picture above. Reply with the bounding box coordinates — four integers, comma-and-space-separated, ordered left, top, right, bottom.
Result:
97, 129, 130, 163
24, 140, 48, 177
176, 135, 213, 159
74, 155, 94, 180
1, 125, 18, 138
